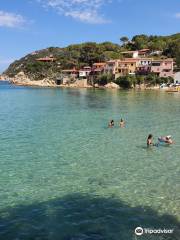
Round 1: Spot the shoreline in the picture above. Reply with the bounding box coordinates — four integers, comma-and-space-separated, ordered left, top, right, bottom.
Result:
8, 81, 172, 91
1, 81, 173, 91
1, 77, 178, 92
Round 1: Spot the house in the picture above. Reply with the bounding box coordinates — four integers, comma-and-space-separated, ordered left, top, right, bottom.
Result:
117, 58, 139, 77
61, 68, 79, 84
121, 49, 150, 59
151, 59, 174, 78
121, 51, 139, 59
61, 68, 78, 77
92, 62, 106, 70
105, 59, 139, 79
174, 72, 180, 84
90, 63, 106, 80
79, 66, 91, 79
36, 56, 57, 62
136, 58, 153, 75
150, 50, 163, 56
138, 49, 150, 57
104, 60, 119, 78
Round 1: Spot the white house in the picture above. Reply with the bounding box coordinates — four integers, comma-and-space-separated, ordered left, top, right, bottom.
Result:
79, 66, 91, 78
174, 72, 180, 84
121, 51, 139, 58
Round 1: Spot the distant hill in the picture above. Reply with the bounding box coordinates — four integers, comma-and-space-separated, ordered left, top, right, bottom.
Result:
4, 33, 180, 80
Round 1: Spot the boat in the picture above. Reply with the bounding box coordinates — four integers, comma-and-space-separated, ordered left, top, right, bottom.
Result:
166, 89, 178, 93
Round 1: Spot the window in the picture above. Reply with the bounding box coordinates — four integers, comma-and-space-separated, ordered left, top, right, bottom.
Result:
152, 62, 160, 66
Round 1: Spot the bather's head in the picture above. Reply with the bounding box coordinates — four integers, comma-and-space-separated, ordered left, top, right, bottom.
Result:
166, 135, 171, 140
148, 134, 153, 139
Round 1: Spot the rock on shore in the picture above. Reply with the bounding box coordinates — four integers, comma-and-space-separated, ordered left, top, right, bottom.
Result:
105, 82, 120, 89
10, 71, 56, 87
9, 71, 93, 88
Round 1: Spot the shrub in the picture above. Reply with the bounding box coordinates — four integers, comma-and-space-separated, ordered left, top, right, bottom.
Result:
97, 73, 113, 85
116, 77, 132, 89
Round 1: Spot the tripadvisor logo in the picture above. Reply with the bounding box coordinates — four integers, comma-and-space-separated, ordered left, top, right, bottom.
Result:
135, 227, 143, 236
135, 226, 174, 236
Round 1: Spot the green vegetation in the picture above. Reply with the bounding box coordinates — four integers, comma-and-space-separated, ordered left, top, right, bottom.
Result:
94, 73, 113, 85
91, 73, 174, 89
4, 42, 122, 80
4, 33, 180, 80
115, 74, 174, 89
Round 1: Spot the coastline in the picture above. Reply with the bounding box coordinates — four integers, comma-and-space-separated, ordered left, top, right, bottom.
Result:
8, 79, 166, 91
2, 76, 161, 90
9, 80, 158, 90
1, 74, 177, 91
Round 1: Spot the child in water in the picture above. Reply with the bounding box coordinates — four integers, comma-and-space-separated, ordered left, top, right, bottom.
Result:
119, 118, 125, 128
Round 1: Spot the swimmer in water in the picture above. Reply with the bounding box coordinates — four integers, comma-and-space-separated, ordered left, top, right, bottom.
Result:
159, 135, 174, 144
147, 134, 153, 146
108, 120, 114, 128
119, 118, 125, 128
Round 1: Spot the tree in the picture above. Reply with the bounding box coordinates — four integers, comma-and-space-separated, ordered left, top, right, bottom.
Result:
116, 77, 132, 89
136, 75, 145, 85
96, 73, 113, 85
132, 35, 149, 49
120, 36, 129, 45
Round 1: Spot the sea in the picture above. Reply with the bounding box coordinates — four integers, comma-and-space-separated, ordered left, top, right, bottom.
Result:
0, 80, 179, 240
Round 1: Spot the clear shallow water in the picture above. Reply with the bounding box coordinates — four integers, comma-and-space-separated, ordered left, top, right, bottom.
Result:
0, 81, 180, 240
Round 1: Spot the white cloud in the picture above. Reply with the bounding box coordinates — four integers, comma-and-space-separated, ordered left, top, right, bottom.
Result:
38, 0, 111, 24
175, 12, 180, 19
0, 11, 26, 28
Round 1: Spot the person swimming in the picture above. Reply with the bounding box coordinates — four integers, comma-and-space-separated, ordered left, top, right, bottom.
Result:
119, 118, 125, 128
108, 120, 114, 128
158, 135, 174, 144
147, 134, 153, 146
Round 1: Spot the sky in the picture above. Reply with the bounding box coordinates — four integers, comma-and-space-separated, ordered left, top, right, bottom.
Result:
0, 0, 180, 72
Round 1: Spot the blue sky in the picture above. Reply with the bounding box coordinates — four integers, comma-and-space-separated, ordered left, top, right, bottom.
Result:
0, 0, 180, 72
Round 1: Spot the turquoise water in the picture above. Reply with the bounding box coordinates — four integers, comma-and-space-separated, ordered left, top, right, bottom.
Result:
0, 81, 179, 240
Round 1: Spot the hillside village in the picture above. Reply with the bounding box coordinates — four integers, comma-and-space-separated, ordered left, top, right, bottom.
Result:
59, 49, 174, 83
3, 33, 180, 88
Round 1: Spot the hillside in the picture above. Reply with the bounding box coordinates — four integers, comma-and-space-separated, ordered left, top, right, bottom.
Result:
4, 42, 123, 80
4, 33, 180, 80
